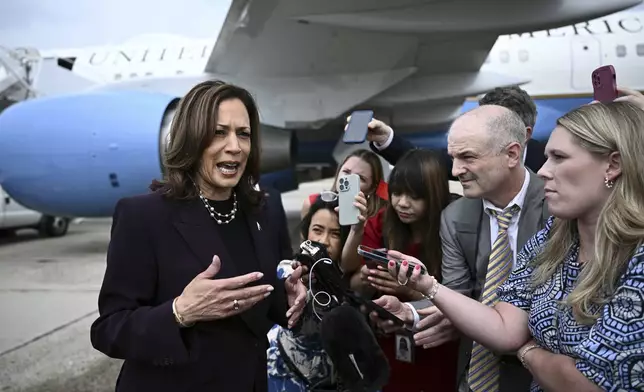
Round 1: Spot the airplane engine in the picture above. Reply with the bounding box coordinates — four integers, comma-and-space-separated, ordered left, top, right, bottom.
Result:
0, 91, 296, 217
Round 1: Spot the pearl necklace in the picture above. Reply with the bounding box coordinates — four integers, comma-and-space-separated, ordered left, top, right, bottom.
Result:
198, 190, 237, 224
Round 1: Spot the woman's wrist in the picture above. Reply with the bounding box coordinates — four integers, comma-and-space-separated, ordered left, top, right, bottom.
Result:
173, 296, 195, 327
421, 276, 440, 301
518, 341, 540, 368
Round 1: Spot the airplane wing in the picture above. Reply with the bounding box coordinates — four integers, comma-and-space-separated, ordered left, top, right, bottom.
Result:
198, 0, 641, 133
74, 0, 642, 132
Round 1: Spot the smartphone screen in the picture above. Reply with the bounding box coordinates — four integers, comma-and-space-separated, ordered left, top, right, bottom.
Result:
343, 110, 373, 144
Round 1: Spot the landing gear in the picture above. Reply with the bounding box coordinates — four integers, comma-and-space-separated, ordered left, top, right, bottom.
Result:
38, 215, 70, 237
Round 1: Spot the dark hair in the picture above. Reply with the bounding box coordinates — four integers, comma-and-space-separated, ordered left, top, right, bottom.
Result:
300, 196, 350, 255
384, 149, 450, 279
150, 80, 262, 207
331, 149, 387, 218
479, 86, 537, 129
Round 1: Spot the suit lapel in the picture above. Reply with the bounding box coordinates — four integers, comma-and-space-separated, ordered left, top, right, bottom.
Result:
517, 171, 546, 250
454, 199, 487, 277
171, 198, 240, 279
172, 197, 273, 338
244, 204, 276, 277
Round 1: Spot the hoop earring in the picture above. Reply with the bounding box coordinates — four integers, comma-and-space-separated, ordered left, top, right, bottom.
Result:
604, 177, 615, 189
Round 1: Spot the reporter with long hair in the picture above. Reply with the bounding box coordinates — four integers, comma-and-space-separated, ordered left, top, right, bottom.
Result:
353, 149, 459, 391
267, 196, 349, 392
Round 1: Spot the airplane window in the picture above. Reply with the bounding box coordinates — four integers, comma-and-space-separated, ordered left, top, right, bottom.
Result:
145, 72, 153, 77
176, 70, 184, 75
500, 51, 509, 63
637, 44, 644, 57
616, 45, 627, 58
130, 73, 138, 78
518, 50, 529, 62
114, 73, 122, 80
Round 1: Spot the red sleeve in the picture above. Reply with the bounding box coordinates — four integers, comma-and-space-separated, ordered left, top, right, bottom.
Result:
360, 209, 386, 264
308, 193, 319, 205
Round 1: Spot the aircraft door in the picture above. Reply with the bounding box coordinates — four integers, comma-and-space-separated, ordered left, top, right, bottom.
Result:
571, 37, 602, 90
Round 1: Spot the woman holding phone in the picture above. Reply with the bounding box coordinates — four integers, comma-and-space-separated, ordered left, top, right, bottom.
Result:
267, 196, 350, 391
348, 149, 459, 391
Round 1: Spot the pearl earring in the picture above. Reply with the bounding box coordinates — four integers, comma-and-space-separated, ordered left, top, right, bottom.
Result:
604, 177, 615, 189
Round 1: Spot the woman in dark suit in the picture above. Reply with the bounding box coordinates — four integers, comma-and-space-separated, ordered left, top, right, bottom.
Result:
90, 80, 307, 392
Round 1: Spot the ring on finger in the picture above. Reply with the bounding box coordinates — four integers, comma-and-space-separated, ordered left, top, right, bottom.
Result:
233, 299, 240, 310
397, 276, 409, 286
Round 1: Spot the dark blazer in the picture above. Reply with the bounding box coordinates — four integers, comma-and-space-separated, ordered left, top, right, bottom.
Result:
261, 186, 293, 260
90, 192, 290, 392
370, 133, 547, 180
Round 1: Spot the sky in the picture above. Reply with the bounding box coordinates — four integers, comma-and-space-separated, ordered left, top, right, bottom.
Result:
0, 0, 232, 50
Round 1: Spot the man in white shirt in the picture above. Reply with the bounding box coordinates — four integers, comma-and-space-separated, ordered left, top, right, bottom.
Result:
363, 105, 549, 392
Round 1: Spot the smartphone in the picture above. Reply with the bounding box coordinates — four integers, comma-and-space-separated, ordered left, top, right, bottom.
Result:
357, 245, 427, 277
592, 65, 617, 103
338, 173, 361, 226
344, 290, 405, 327
362, 299, 405, 327
357, 245, 392, 268
342, 110, 373, 144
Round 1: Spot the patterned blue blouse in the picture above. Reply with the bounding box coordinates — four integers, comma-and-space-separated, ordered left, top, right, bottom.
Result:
497, 216, 644, 392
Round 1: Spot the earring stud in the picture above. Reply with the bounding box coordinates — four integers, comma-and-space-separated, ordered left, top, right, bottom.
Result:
604, 177, 614, 189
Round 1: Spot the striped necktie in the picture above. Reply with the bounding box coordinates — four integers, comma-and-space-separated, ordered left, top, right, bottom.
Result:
467, 204, 521, 392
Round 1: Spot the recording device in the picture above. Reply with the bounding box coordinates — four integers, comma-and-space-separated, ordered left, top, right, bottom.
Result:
294, 240, 404, 326
293, 240, 402, 390
357, 245, 428, 277
338, 173, 361, 226
342, 109, 373, 144
592, 65, 618, 103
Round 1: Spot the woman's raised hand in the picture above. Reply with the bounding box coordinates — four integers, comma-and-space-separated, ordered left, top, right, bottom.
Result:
615, 86, 644, 110
175, 255, 274, 325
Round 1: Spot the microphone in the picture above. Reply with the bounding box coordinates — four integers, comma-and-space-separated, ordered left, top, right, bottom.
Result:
320, 305, 390, 392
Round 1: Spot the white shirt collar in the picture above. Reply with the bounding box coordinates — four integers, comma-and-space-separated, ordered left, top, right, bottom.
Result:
482, 168, 530, 213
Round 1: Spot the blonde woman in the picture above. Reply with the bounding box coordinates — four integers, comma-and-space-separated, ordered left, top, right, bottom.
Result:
376, 101, 644, 392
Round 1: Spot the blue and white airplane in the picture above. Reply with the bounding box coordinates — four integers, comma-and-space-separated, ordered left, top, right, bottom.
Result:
0, 0, 641, 218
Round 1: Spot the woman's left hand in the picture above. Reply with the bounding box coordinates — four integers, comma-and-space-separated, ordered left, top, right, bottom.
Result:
291, 261, 312, 287
387, 250, 436, 295
284, 266, 307, 328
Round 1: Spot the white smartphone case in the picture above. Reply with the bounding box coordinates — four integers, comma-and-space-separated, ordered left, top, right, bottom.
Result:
338, 173, 361, 226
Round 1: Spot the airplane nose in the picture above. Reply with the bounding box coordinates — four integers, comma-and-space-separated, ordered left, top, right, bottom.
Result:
0, 91, 174, 216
